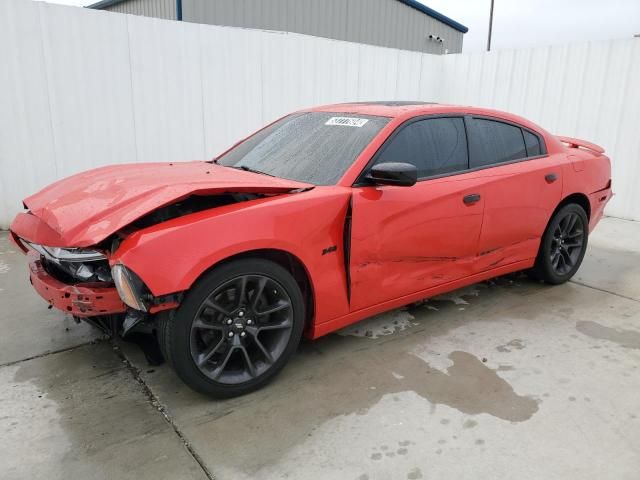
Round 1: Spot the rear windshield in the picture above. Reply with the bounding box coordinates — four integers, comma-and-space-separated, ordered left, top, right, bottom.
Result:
216, 112, 390, 185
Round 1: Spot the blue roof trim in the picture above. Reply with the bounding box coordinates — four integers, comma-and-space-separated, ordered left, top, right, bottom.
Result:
396, 0, 468, 33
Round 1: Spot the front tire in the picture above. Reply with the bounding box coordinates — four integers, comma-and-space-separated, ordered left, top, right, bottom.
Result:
162, 258, 305, 398
530, 203, 589, 284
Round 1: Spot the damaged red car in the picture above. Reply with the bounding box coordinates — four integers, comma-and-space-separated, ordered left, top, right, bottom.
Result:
10, 102, 612, 397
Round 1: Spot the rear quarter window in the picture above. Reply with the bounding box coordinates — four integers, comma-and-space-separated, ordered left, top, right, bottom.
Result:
523, 130, 543, 157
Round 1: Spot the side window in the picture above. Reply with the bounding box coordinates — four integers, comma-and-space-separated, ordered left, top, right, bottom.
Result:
523, 130, 542, 157
375, 117, 468, 178
468, 118, 527, 168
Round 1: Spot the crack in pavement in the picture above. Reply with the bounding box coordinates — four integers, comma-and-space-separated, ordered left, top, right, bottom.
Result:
0, 338, 107, 368
1, 277, 634, 480
569, 279, 640, 303
1, 337, 216, 479
111, 342, 216, 480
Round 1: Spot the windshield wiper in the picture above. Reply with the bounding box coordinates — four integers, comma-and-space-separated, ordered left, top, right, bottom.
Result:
230, 165, 275, 177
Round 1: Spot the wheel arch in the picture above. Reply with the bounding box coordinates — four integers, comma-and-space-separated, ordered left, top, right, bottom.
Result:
535, 192, 591, 252
189, 248, 316, 335
554, 192, 591, 221
530, 192, 591, 284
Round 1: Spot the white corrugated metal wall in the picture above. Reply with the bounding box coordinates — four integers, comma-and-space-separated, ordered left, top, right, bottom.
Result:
1, 0, 639, 228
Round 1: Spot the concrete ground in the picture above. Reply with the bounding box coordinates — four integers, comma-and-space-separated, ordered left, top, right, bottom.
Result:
1, 216, 639, 480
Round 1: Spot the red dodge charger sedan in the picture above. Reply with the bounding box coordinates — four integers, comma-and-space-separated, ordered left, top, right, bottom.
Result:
10, 101, 612, 397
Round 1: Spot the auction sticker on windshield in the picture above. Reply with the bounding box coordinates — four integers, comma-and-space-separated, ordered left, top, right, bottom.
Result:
325, 117, 369, 127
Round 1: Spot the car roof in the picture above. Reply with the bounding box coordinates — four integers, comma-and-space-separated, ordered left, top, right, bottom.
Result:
306, 102, 547, 135
309, 101, 444, 117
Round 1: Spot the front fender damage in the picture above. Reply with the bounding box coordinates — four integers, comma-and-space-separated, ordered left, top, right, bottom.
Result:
15, 193, 322, 367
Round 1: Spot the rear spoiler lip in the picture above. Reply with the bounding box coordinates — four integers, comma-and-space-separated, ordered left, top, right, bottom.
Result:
557, 136, 605, 154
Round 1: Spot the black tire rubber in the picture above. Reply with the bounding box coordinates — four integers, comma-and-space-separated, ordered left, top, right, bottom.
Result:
161, 258, 305, 398
155, 310, 173, 367
530, 203, 589, 284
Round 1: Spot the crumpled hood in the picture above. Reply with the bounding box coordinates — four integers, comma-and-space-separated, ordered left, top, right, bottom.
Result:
17, 161, 311, 247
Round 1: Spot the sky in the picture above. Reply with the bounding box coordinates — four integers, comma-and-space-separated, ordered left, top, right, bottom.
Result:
40, 0, 640, 52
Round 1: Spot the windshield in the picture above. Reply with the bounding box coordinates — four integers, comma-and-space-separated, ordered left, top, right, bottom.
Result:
216, 112, 390, 185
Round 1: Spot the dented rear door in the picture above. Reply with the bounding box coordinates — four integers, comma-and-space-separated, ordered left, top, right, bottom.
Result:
465, 117, 563, 271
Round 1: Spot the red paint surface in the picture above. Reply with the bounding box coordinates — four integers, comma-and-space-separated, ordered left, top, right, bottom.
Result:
350, 175, 486, 311
557, 136, 605, 154
20, 162, 310, 247
11, 104, 612, 338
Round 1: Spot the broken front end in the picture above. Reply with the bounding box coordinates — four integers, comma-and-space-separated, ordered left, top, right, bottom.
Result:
9, 212, 181, 342
7, 189, 278, 348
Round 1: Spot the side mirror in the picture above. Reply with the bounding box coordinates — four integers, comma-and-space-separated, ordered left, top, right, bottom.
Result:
365, 162, 417, 187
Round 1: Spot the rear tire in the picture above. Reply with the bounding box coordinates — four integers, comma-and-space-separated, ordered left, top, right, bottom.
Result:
530, 203, 589, 284
161, 258, 305, 398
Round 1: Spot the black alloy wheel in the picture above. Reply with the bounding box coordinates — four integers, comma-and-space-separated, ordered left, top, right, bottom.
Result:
190, 274, 294, 384
549, 211, 585, 275
161, 258, 305, 397
530, 203, 589, 284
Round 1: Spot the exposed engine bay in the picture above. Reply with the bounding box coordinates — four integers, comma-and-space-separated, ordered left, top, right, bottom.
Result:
130, 193, 264, 230
16, 192, 270, 366
22, 193, 265, 286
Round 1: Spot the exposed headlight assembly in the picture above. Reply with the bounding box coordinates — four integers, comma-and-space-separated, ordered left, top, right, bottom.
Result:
112, 264, 149, 312
23, 241, 106, 263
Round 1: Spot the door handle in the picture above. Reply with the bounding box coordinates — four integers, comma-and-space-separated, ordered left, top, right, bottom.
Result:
463, 193, 481, 205
545, 173, 558, 183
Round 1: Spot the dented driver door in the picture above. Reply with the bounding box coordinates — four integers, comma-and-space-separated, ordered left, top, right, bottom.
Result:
348, 116, 486, 312
349, 174, 486, 312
